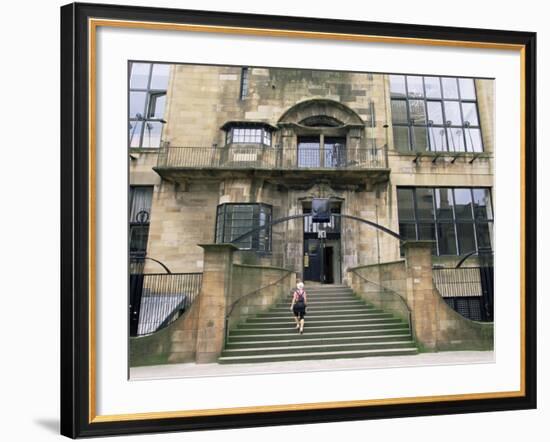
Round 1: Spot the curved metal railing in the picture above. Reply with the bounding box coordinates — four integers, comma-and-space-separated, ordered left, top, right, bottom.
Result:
224, 271, 294, 344
348, 268, 414, 341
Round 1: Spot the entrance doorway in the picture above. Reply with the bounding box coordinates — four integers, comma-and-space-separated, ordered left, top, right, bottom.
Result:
302, 203, 342, 284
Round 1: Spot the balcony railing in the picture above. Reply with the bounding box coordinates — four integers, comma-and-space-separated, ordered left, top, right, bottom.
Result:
156, 145, 387, 170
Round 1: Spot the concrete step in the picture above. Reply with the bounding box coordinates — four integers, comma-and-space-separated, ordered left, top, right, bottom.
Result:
225, 333, 413, 349
227, 328, 412, 342
269, 305, 376, 313
221, 340, 416, 357
218, 347, 419, 364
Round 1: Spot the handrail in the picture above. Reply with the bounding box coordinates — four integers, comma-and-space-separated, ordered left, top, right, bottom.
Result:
348, 268, 414, 341
224, 271, 293, 344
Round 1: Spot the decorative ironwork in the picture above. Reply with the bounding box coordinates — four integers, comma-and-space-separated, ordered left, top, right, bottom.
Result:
129, 272, 203, 337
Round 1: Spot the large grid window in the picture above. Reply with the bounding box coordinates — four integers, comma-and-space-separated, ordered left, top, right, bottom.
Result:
225, 126, 272, 146
215, 204, 272, 251
129, 62, 171, 148
397, 187, 493, 256
390, 75, 483, 153
129, 186, 153, 257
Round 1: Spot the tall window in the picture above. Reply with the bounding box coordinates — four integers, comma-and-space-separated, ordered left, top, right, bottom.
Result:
129, 186, 153, 257
397, 187, 493, 256
240, 67, 249, 100
215, 204, 272, 252
390, 75, 483, 153
129, 62, 170, 148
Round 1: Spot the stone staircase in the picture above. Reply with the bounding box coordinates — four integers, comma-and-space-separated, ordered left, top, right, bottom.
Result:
219, 284, 417, 364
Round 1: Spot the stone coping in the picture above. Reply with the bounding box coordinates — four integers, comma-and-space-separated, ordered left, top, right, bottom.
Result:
348, 260, 405, 271
233, 263, 294, 273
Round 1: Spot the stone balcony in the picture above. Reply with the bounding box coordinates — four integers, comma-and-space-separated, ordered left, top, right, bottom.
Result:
153, 144, 390, 188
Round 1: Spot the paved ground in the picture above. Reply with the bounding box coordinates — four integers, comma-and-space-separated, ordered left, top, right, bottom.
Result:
130, 351, 495, 381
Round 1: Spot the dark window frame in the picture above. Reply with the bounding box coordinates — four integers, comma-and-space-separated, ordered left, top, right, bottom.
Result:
129, 185, 154, 258
214, 203, 273, 252
397, 186, 493, 256
390, 75, 484, 153
240, 67, 249, 100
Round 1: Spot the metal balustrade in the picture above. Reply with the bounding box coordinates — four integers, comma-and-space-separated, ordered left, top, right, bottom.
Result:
156, 145, 387, 169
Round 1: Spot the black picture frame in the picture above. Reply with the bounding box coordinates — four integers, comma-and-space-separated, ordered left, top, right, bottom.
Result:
60, 2, 537, 438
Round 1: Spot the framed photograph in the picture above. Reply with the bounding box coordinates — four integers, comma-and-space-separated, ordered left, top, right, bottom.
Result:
60, 2, 536, 438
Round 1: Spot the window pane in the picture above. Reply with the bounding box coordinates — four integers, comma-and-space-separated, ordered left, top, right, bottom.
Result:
150, 64, 170, 89
472, 189, 493, 220
465, 128, 483, 152
141, 121, 163, 148
444, 101, 462, 126
391, 99, 408, 124
459, 78, 476, 100
130, 225, 150, 254
454, 189, 474, 220
461, 102, 479, 126
476, 222, 493, 251
409, 100, 426, 124
428, 127, 447, 151
389, 75, 406, 97
412, 126, 429, 151
129, 186, 153, 222
129, 121, 143, 148
437, 223, 457, 255
399, 223, 417, 240
397, 188, 415, 220
148, 93, 166, 119
407, 76, 424, 98
447, 128, 466, 152
457, 223, 476, 255
129, 91, 147, 118
418, 223, 437, 254
442, 77, 459, 99
416, 188, 435, 220
424, 77, 442, 98
130, 63, 150, 89
435, 188, 454, 220
393, 126, 410, 152
427, 101, 444, 125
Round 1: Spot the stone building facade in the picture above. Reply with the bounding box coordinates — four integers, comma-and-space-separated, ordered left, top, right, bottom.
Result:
129, 62, 494, 284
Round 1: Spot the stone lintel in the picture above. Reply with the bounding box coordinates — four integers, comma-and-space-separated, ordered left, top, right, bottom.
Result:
402, 240, 436, 250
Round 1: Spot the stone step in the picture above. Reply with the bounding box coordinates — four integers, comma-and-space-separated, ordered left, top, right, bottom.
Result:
218, 347, 419, 364
258, 307, 382, 317
245, 313, 394, 325
249, 312, 388, 322
274, 300, 366, 308
237, 316, 398, 329
227, 327, 411, 341
269, 304, 375, 312
225, 333, 413, 349
221, 340, 416, 357
233, 320, 406, 333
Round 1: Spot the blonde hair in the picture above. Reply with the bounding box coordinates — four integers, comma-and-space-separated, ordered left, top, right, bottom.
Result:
297, 282, 304, 290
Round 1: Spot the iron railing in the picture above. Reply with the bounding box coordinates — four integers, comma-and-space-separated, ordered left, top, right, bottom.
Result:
224, 271, 294, 344
432, 267, 493, 322
157, 145, 387, 169
348, 268, 414, 341
130, 272, 203, 337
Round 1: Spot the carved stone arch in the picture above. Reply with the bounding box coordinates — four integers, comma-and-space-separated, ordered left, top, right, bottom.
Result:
278, 98, 365, 127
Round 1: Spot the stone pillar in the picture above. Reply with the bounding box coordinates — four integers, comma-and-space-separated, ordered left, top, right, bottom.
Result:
403, 241, 438, 351
195, 244, 238, 363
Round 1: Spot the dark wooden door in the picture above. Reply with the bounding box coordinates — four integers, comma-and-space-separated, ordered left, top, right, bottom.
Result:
304, 238, 322, 282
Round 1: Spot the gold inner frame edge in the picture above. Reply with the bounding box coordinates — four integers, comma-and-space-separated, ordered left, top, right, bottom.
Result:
87, 18, 527, 424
